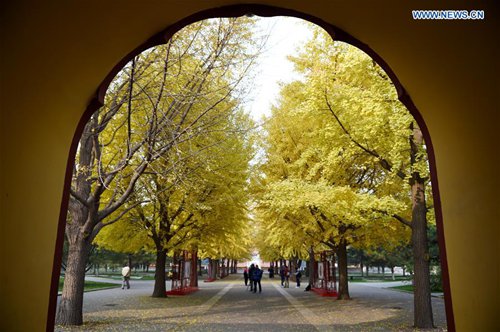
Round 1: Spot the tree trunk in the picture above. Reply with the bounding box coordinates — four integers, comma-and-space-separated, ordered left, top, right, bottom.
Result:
332, 252, 337, 292
190, 252, 198, 287
411, 177, 434, 327
220, 259, 225, 278
56, 239, 92, 325
337, 240, 350, 300
360, 261, 364, 277
152, 248, 167, 297
128, 254, 132, 271
410, 123, 434, 328
208, 259, 218, 279
308, 247, 315, 286
290, 258, 296, 282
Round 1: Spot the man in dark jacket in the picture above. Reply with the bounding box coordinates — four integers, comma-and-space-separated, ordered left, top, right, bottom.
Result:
248, 264, 255, 291
253, 264, 263, 293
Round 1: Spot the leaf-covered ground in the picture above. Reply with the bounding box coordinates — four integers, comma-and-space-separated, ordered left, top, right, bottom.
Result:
56, 274, 447, 331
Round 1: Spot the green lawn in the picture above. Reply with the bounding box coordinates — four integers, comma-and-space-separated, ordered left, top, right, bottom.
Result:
58, 278, 121, 292
389, 284, 443, 293
390, 285, 414, 292
348, 276, 412, 283
88, 273, 156, 280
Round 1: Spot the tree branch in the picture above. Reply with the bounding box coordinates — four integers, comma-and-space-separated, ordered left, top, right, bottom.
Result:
89, 199, 148, 242
324, 92, 406, 180
392, 214, 412, 228
69, 187, 90, 207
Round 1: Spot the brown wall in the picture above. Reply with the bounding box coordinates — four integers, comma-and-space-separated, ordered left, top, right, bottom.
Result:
1, 1, 498, 331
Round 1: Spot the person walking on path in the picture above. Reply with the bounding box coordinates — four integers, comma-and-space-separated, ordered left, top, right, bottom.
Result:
284, 265, 290, 288
279, 265, 286, 287
243, 267, 249, 286
253, 264, 263, 293
268, 266, 274, 278
248, 264, 256, 292
295, 269, 302, 288
121, 263, 131, 289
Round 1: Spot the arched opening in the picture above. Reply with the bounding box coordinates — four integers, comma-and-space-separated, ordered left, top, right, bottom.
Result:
48, 4, 454, 331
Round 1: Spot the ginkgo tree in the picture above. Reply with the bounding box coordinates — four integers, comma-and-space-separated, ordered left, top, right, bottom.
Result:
192, 113, 255, 278
253, 25, 435, 327
95, 108, 255, 297
293, 28, 435, 328
254, 75, 411, 297
57, 17, 264, 325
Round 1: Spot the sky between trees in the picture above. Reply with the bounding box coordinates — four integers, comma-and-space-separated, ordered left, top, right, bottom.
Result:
245, 17, 313, 121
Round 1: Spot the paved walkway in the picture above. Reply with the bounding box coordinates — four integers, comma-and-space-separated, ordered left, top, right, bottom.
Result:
55, 274, 447, 331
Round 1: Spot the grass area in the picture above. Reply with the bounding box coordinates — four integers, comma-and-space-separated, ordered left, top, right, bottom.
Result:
390, 285, 414, 292
58, 278, 121, 292
348, 275, 412, 283
390, 284, 443, 293
136, 275, 155, 280
87, 271, 157, 280
89, 274, 155, 280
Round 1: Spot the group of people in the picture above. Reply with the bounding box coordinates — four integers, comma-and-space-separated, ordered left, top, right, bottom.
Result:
121, 262, 304, 293
243, 263, 263, 293
243, 264, 302, 291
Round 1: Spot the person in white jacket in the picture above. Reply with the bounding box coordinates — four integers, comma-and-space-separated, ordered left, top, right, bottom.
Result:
121, 263, 131, 289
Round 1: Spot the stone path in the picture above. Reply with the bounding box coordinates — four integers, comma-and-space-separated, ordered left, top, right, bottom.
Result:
55, 274, 447, 331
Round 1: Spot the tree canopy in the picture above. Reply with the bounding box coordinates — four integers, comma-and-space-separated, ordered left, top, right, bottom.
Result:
252, 27, 419, 263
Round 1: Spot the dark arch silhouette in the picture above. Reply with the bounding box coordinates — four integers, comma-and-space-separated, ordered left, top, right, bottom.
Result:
48, 4, 454, 331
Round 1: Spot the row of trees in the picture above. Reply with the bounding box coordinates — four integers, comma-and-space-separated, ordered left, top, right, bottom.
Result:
252, 26, 437, 328
57, 18, 439, 329
57, 17, 262, 325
